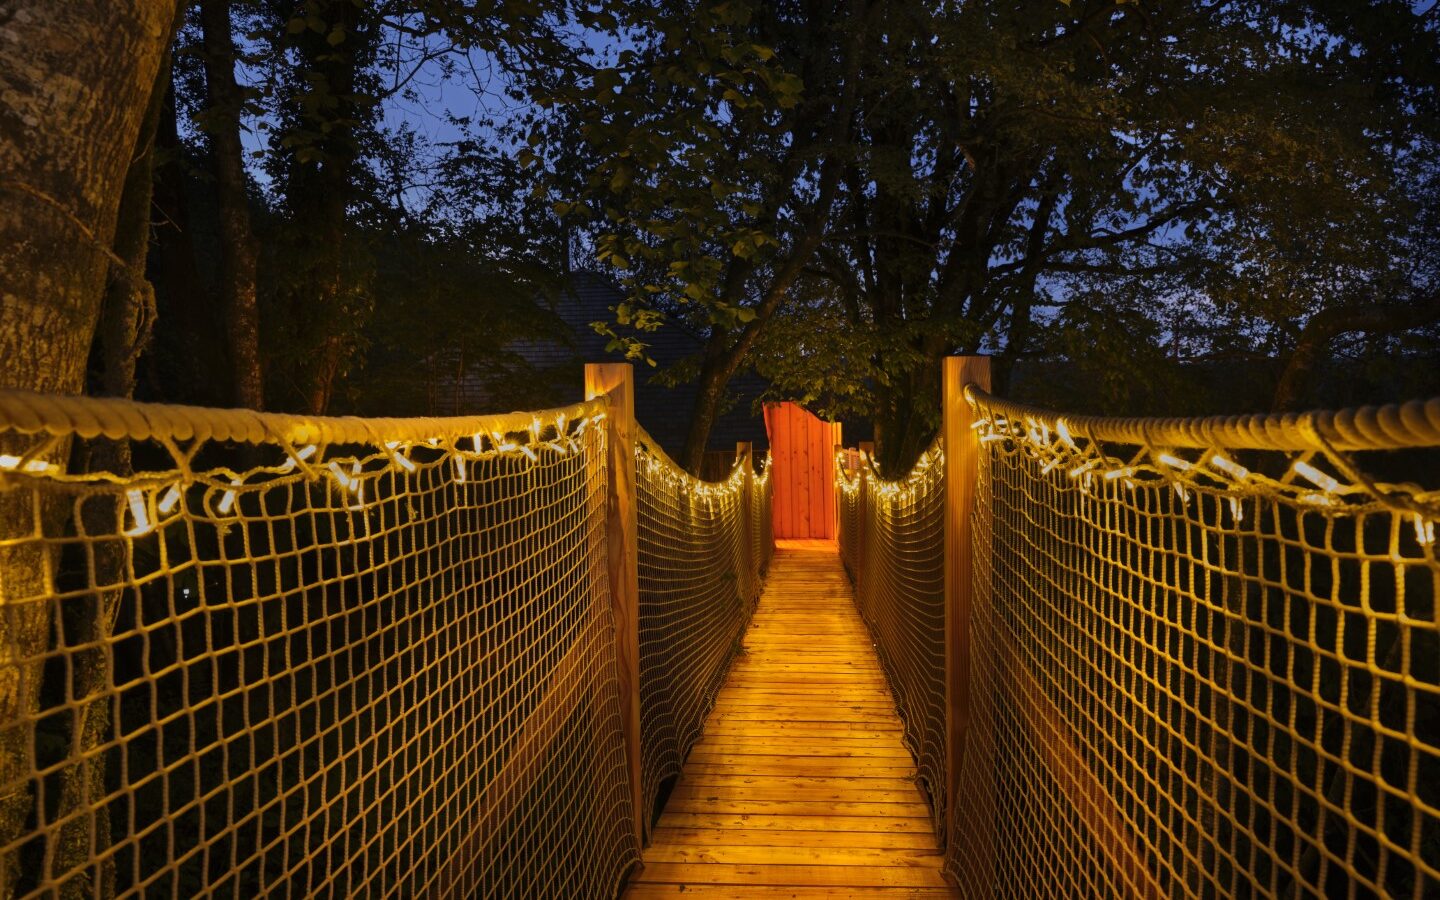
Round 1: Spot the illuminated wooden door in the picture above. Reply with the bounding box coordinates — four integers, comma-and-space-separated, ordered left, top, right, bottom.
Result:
764, 402, 843, 540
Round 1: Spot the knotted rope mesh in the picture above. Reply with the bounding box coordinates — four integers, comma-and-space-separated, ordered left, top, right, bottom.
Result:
752, 454, 774, 584
0, 391, 639, 898
837, 449, 860, 580
839, 441, 949, 838
634, 429, 768, 835
947, 390, 1440, 898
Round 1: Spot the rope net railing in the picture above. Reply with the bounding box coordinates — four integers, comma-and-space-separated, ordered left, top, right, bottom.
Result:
836, 441, 950, 838
946, 389, 1440, 898
752, 454, 774, 585
0, 389, 641, 898
837, 449, 860, 580
634, 428, 769, 835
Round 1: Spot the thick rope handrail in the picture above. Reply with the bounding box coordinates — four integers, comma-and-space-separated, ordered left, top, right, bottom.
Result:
634, 423, 744, 489
966, 386, 1440, 451
0, 387, 603, 446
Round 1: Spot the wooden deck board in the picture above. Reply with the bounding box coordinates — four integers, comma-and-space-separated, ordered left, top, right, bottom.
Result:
623, 541, 958, 897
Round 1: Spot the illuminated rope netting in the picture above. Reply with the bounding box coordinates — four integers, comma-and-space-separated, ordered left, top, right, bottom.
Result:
752, 454, 775, 591
837, 441, 949, 838
837, 449, 860, 580
946, 389, 1440, 898
0, 390, 639, 898
634, 428, 769, 835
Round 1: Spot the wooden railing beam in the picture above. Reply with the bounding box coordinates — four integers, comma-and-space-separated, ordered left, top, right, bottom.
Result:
584, 363, 644, 846
736, 441, 754, 604
856, 441, 873, 600
943, 355, 991, 871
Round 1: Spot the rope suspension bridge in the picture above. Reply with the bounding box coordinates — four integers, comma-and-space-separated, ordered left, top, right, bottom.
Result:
0, 358, 1434, 898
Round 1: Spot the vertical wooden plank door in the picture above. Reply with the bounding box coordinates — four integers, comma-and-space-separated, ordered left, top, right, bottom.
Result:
763, 402, 842, 540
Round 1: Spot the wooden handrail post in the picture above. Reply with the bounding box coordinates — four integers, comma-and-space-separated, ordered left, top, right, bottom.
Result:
943, 355, 992, 878
856, 441, 874, 599
736, 441, 754, 604
585, 363, 643, 846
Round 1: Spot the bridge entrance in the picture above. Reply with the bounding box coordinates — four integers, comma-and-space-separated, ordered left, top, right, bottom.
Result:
763, 402, 842, 540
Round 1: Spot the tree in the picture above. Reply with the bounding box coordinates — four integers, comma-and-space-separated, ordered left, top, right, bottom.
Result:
556, 0, 1440, 474
0, 0, 182, 891
259, 0, 383, 414
200, 0, 265, 409
764, 0, 1440, 472
542, 0, 866, 473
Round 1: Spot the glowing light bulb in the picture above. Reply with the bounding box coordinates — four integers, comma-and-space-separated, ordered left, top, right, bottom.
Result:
123, 489, 153, 537
1209, 454, 1249, 480
0, 454, 53, 474
1157, 453, 1193, 472
158, 485, 182, 514
217, 478, 241, 515
1415, 514, 1435, 547
1292, 460, 1340, 494
280, 444, 318, 472
1055, 419, 1077, 449
329, 462, 355, 492
385, 441, 417, 472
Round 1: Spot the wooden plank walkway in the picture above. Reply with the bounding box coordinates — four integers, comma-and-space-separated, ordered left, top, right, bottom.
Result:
623, 539, 959, 898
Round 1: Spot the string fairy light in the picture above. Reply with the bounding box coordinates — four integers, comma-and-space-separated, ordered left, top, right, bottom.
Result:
123, 488, 153, 537
1209, 453, 1250, 481
0, 454, 54, 474
158, 485, 183, 514
1292, 460, 1341, 494
216, 478, 241, 515
329, 461, 356, 492
1415, 514, 1436, 547
1157, 453, 1193, 472
279, 444, 318, 473
385, 441, 417, 473
1055, 418, 1078, 450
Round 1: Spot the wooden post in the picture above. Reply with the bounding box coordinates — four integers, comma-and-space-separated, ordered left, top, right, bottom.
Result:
832, 442, 844, 554
585, 363, 643, 846
736, 441, 754, 604
943, 356, 991, 876
856, 441, 874, 601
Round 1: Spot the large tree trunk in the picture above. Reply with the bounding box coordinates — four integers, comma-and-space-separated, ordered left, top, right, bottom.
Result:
50, 42, 170, 895
149, 83, 231, 406
200, 0, 264, 409
0, 1, 181, 892
677, 219, 842, 475
283, 0, 369, 415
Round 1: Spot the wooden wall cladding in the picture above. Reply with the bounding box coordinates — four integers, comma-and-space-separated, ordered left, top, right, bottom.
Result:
763, 402, 842, 540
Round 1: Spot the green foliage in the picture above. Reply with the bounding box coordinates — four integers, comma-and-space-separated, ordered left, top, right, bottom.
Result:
536, 0, 855, 361
740, 0, 1440, 471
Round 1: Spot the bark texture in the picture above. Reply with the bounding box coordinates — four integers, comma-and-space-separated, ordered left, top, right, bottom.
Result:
0, 1, 181, 891
200, 0, 264, 409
